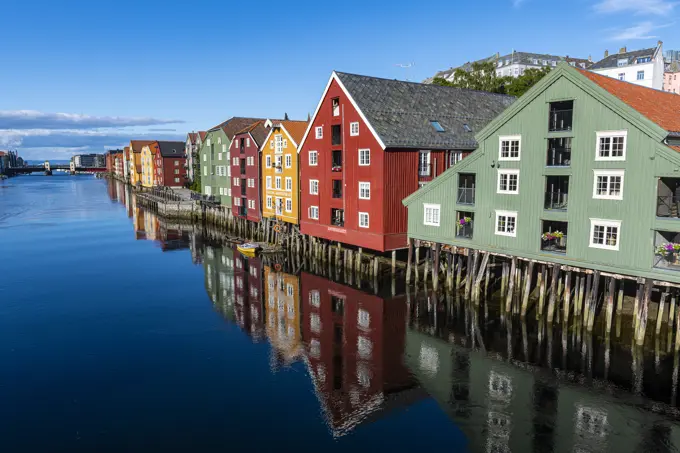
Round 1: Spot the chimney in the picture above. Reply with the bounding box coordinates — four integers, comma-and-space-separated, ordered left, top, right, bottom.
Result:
658, 40, 663, 47
604, 50, 609, 58
619, 47, 627, 54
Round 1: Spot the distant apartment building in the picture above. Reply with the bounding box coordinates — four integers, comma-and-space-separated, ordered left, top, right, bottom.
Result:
74, 153, 106, 168
589, 42, 664, 90
427, 51, 591, 83
664, 71, 680, 94
665, 49, 680, 63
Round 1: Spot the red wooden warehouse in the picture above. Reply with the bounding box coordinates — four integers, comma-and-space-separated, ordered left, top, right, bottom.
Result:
298, 72, 514, 252
152, 141, 186, 187
230, 121, 271, 222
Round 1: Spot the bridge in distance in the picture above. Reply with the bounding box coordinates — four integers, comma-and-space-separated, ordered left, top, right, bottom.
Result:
4, 160, 107, 176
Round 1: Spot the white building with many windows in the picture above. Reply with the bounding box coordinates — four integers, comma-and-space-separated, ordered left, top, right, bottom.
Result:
589, 42, 664, 90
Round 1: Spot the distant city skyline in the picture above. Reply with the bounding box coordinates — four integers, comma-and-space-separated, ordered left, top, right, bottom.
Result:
1, 0, 678, 160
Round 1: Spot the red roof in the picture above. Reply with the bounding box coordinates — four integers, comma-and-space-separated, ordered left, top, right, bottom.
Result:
0, 151, 6, 157
578, 69, 680, 133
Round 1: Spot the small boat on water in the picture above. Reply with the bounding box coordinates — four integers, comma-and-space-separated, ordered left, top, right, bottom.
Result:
237, 242, 261, 258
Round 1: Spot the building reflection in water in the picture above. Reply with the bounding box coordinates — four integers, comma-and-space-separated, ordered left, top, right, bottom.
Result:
406, 291, 680, 453
264, 266, 303, 368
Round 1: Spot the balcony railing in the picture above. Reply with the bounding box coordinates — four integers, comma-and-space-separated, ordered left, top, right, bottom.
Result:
549, 109, 573, 132
332, 151, 342, 172
544, 191, 568, 210
541, 235, 567, 254
546, 147, 571, 167
456, 222, 473, 239
457, 188, 475, 205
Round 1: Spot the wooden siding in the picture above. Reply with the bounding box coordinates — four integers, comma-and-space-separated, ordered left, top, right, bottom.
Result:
200, 129, 231, 206
406, 68, 680, 283
140, 145, 155, 188
231, 132, 261, 221
261, 127, 299, 225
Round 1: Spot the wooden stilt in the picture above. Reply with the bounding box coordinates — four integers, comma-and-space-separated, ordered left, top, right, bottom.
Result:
634, 281, 642, 336
474, 252, 489, 303
414, 245, 420, 282
484, 255, 491, 296
455, 253, 463, 289
670, 291, 677, 339
657, 290, 669, 336
587, 271, 600, 332
606, 277, 615, 335
521, 261, 534, 318
373, 257, 379, 280
392, 250, 397, 278
637, 278, 653, 346
536, 267, 545, 318
406, 239, 413, 284
563, 271, 572, 325
547, 264, 560, 323
501, 262, 508, 295
433, 243, 441, 292
583, 273, 593, 325
446, 251, 454, 290
505, 257, 517, 312
464, 250, 474, 299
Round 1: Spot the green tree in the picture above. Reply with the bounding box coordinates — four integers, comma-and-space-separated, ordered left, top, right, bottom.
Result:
505, 66, 552, 97
432, 61, 510, 94
432, 61, 552, 98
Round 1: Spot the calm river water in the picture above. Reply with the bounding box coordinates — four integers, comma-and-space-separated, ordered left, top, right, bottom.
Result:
2, 174, 680, 453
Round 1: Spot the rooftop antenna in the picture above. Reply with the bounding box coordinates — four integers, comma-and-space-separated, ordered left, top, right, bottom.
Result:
395, 63, 415, 81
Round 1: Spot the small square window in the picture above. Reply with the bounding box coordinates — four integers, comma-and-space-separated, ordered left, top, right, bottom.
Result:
359, 149, 370, 166
266, 196, 272, 208
285, 177, 292, 191
596, 131, 627, 161
350, 122, 359, 136
266, 155, 271, 168
497, 169, 519, 194
309, 180, 319, 195
315, 126, 323, 139
590, 219, 620, 250
499, 135, 521, 161
358, 182, 370, 199
286, 198, 292, 212
359, 212, 369, 228
495, 210, 517, 237
285, 154, 292, 168
637, 70, 645, 80
424, 203, 440, 226
593, 170, 624, 200
275, 177, 281, 189
309, 206, 319, 220
309, 151, 318, 166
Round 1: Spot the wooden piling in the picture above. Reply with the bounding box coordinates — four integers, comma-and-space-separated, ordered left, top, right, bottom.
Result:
455, 253, 463, 289
414, 245, 420, 282
521, 261, 534, 318
587, 271, 600, 332
536, 267, 545, 318
406, 239, 413, 284
474, 252, 489, 303
637, 278, 653, 346
433, 243, 441, 291
547, 264, 560, 323
505, 257, 517, 312
392, 250, 397, 278
446, 251, 454, 290
606, 277, 615, 335
657, 290, 669, 336
563, 271, 572, 325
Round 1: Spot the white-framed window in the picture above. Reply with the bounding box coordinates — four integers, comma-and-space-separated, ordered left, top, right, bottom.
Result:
359, 182, 370, 199
359, 149, 370, 166
309, 151, 318, 166
310, 180, 319, 195
593, 170, 624, 200
232, 157, 238, 165
174, 160, 180, 166
227, 165, 231, 177
275, 176, 281, 189
285, 154, 292, 168
227, 188, 231, 196
637, 70, 645, 80
315, 126, 323, 139
275, 135, 283, 154
418, 150, 431, 176
207, 138, 211, 146
234, 197, 240, 206
350, 122, 359, 136
203, 154, 207, 162
497, 169, 519, 194
219, 187, 223, 195
590, 219, 620, 251
174, 178, 180, 183
283, 139, 288, 149
495, 210, 517, 237
266, 176, 271, 189
449, 151, 463, 166
596, 131, 627, 161
285, 177, 292, 191
233, 177, 239, 186
246, 138, 250, 147
286, 198, 292, 212
203, 167, 207, 176
266, 196, 272, 209
309, 206, 319, 220
618, 73, 625, 81
266, 155, 271, 168
499, 135, 521, 161
359, 212, 369, 228
274, 155, 282, 172
423, 203, 441, 226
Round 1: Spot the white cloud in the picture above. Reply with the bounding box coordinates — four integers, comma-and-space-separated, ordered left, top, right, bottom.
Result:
594, 0, 677, 15
606, 21, 673, 40
0, 110, 184, 130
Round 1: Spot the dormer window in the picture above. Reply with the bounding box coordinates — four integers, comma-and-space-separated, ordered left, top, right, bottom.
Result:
617, 59, 627, 67
637, 56, 651, 64
332, 98, 340, 116
430, 121, 445, 132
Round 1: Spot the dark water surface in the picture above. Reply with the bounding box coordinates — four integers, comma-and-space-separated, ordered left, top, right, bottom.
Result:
2, 175, 680, 453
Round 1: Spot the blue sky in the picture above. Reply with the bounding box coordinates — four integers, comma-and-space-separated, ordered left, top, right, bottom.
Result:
0, 0, 677, 160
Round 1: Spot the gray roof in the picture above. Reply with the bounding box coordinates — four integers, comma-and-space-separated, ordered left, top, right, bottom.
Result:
589, 47, 656, 70
335, 72, 515, 150
156, 141, 185, 157
429, 51, 591, 82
